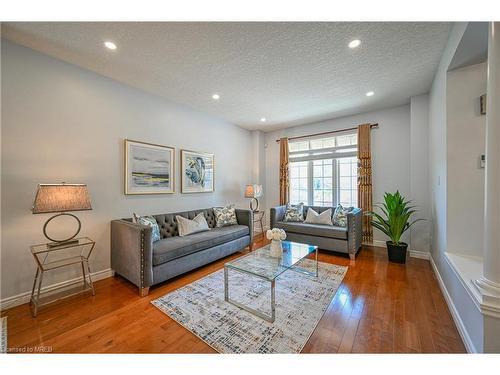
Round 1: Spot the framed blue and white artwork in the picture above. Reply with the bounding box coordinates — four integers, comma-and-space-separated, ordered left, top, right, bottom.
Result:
180, 149, 214, 193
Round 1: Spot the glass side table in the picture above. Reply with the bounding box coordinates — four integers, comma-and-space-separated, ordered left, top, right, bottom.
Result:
29, 237, 96, 317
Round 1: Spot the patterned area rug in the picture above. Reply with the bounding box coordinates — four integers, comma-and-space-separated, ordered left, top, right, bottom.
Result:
1, 317, 6, 354
152, 259, 347, 353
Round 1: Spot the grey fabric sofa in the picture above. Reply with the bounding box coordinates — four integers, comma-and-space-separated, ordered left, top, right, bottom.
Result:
270, 205, 362, 259
111, 208, 253, 296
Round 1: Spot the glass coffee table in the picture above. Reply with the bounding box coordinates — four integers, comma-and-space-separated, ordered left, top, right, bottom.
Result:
224, 241, 318, 322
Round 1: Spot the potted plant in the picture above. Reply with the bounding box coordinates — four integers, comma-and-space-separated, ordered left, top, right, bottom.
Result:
365, 191, 423, 264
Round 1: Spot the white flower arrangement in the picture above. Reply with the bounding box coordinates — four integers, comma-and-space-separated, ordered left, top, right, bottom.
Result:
266, 228, 286, 241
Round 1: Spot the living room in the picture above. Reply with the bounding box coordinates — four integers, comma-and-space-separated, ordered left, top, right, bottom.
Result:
1, 0, 499, 372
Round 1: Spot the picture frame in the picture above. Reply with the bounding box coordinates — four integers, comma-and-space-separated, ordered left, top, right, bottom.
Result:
180, 149, 215, 193
124, 139, 175, 195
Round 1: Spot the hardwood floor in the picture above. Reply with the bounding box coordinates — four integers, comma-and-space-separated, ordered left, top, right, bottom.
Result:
2, 236, 466, 353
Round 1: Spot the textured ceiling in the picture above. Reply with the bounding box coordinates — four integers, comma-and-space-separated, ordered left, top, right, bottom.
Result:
2, 22, 451, 131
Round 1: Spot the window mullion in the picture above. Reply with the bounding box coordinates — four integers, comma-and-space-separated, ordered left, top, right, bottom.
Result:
333, 159, 338, 207
308, 160, 313, 206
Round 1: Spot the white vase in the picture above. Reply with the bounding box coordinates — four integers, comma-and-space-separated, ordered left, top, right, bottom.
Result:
270, 239, 283, 257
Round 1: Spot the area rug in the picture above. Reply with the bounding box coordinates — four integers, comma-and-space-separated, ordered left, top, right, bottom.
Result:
151, 259, 347, 353
0, 317, 6, 354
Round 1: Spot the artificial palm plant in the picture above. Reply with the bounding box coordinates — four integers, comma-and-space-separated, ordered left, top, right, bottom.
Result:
365, 191, 423, 263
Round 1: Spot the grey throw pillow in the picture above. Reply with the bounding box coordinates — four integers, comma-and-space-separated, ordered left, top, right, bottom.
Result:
284, 203, 304, 222
133, 214, 161, 242
213, 204, 238, 227
176, 213, 210, 236
304, 207, 333, 225
332, 205, 349, 227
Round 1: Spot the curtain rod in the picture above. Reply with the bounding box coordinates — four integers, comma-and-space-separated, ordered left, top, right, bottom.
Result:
275, 123, 379, 143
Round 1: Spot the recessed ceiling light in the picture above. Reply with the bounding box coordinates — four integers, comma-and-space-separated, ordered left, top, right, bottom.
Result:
212, 94, 220, 100
260, 117, 267, 122
366, 91, 374, 97
348, 39, 361, 49
104, 41, 117, 50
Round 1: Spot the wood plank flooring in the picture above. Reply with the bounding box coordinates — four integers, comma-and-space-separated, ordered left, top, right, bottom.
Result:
1, 235, 466, 353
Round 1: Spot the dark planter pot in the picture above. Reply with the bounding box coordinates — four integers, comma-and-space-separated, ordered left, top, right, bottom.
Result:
386, 241, 408, 264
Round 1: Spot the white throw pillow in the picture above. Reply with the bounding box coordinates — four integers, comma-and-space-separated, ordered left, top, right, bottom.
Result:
304, 207, 333, 225
176, 213, 210, 237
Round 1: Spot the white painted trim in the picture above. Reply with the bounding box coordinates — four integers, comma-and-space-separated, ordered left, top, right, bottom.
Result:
429, 255, 477, 353
444, 252, 500, 319
0, 268, 114, 311
409, 250, 431, 260
368, 240, 431, 260
370, 240, 386, 248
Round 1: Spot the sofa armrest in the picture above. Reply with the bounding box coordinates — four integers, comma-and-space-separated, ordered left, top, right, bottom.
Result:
235, 209, 254, 244
111, 219, 154, 290
347, 208, 363, 256
270, 205, 287, 229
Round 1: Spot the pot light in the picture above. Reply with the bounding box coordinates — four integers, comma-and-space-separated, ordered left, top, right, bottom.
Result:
104, 41, 117, 50
348, 39, 361, 49
260, 117, 267, 122
212, 94, 220, 100
366, 91, 374, 97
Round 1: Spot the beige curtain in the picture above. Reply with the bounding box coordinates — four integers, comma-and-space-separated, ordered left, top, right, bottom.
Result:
279, 137, 290, 205
357, 124, 373, 243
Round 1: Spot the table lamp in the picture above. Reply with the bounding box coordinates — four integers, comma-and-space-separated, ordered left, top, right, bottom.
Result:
244, 184, 263, 212
32, 183, 92, 247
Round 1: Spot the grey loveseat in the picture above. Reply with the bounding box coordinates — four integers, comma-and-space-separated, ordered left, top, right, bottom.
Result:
111, 208, 253, 296
270, 205, 362, 259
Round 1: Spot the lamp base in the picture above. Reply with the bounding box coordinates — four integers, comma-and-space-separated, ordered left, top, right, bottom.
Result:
249, 198, 259, 212
43, 213, 82, 245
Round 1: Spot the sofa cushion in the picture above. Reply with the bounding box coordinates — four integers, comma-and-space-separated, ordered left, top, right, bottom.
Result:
275, 221, 347, 240
152, 224, 249, 265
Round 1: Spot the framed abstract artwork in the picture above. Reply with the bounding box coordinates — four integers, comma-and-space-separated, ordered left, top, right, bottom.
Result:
124, 139, 175, 195
181, 149, 214, 193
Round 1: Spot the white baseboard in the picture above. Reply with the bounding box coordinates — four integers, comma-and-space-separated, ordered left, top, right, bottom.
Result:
370, 240, 386, 248
409, 250, 430, 260
429, 256, 476, 353
369, 240, 430, 260
0, 268, 114, 311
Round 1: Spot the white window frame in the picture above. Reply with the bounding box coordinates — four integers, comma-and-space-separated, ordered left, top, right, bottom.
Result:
289, 132, 358, 207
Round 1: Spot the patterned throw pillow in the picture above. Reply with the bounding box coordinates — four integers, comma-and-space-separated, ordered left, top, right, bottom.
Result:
133, 214, 161, 242
332, 205, 349, 227
213, 205, 238, 227
284, 203, 304, 222
176, 213, 210, 236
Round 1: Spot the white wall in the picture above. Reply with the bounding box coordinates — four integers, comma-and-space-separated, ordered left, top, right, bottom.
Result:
1, 40, 253, 300
410, 94, 431, 252
446, 63, 487, 257
263, 104, 414, 245
428, 23, 486, 352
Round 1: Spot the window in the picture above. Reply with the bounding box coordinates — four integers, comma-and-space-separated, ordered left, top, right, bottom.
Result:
290, 161, 309, 205
289, 132, 358, 207
338, 157, 358, 207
